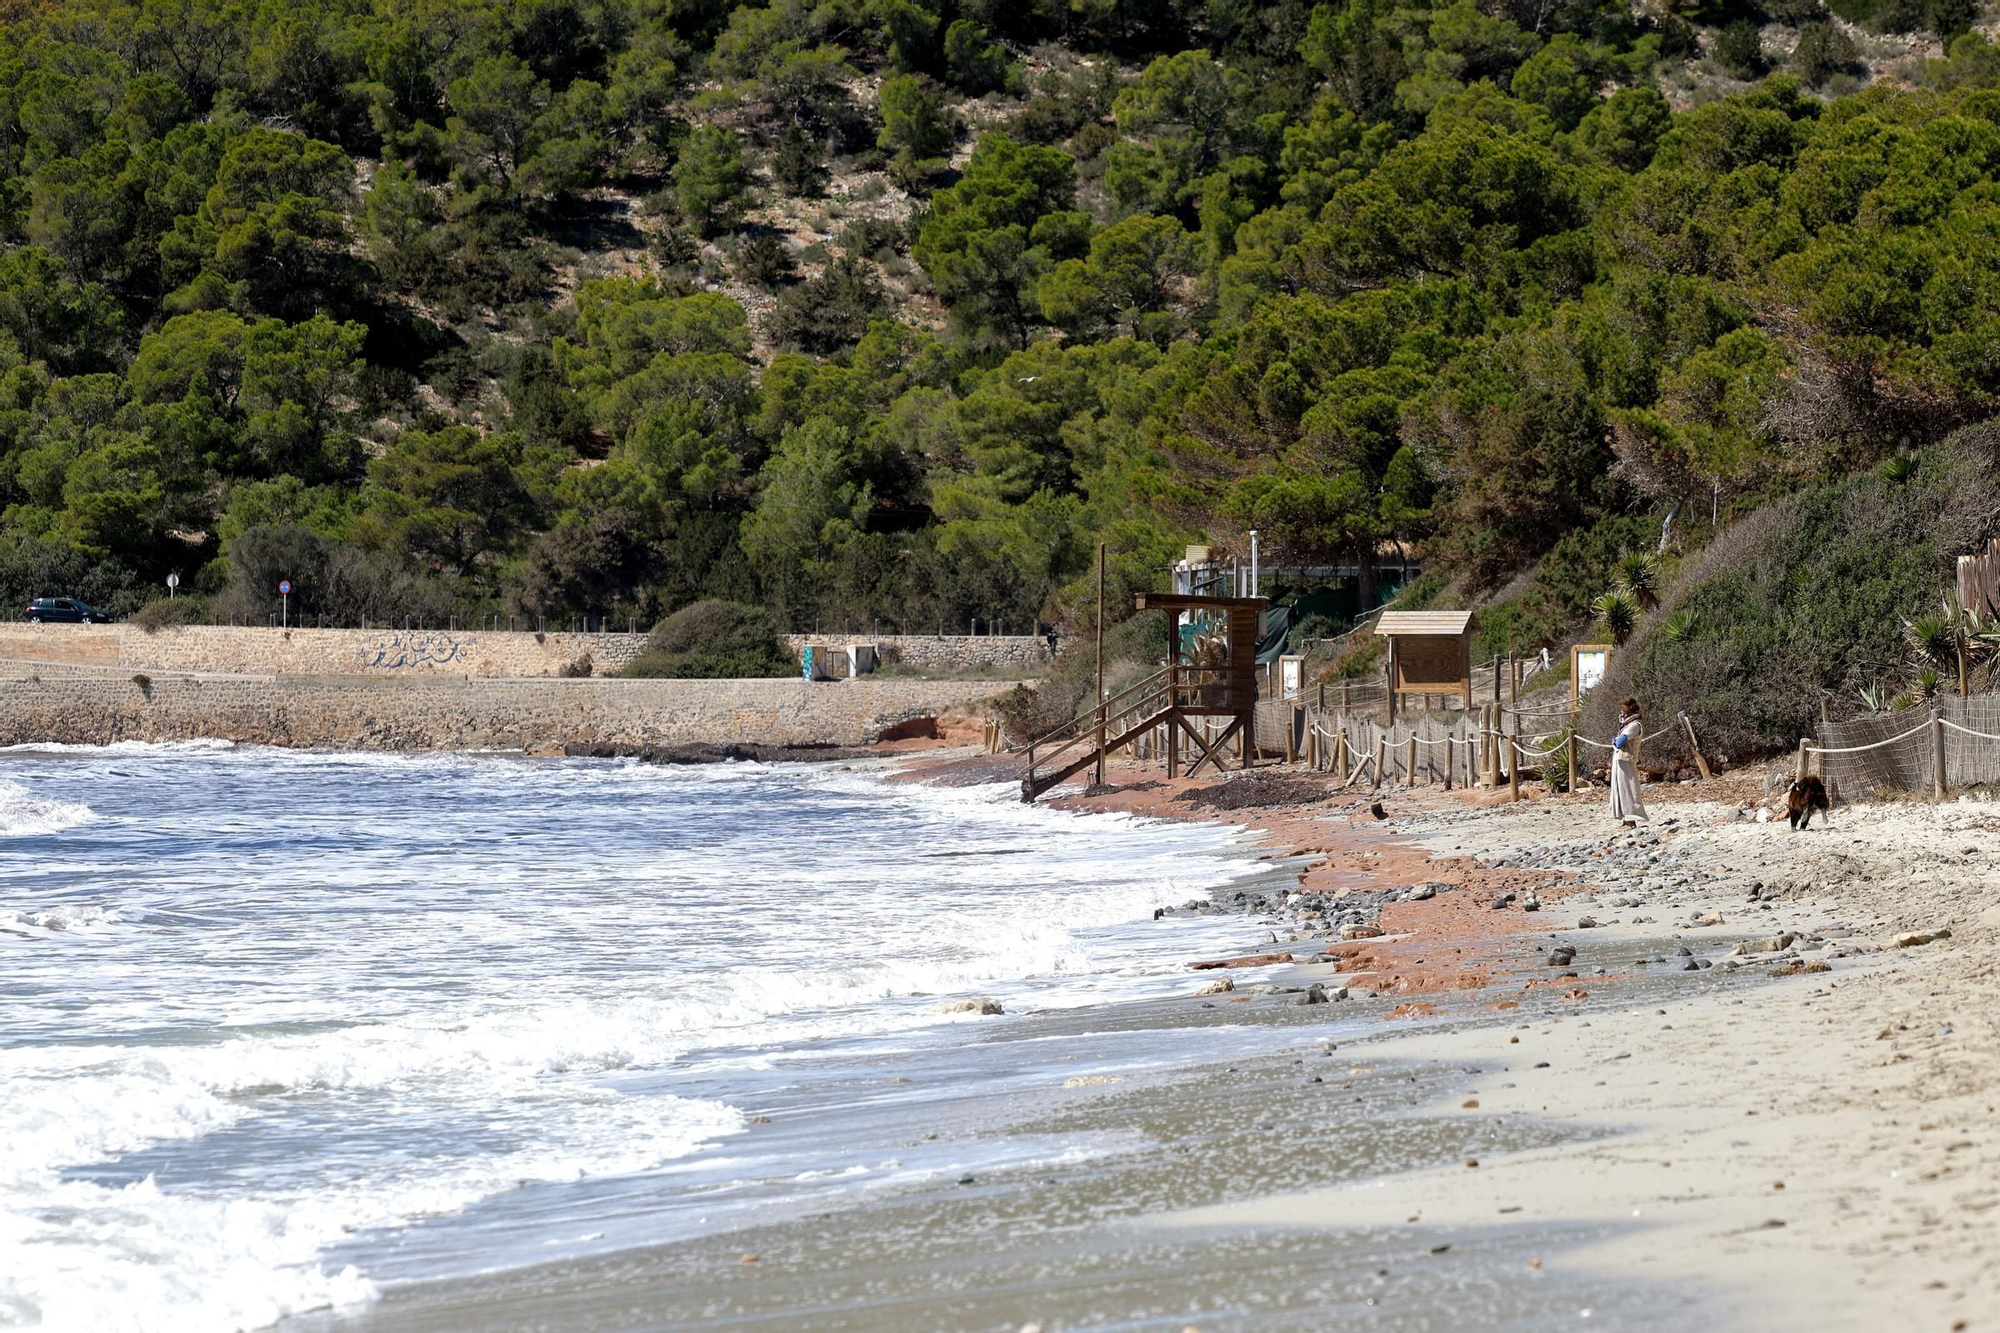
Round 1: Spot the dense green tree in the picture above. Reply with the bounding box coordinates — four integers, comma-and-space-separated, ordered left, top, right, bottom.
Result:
350, 425, 532, 577
674, 124, 749, 237
912, 131, 1076, 348
878, 73, 957, 187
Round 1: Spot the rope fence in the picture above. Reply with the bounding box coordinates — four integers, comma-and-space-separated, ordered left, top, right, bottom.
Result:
1100, 658, 2000, 802
1290, 706, 1583, 791
1808, 696, 2000, 798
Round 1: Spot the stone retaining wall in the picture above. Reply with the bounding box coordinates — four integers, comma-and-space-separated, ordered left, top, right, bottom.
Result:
779, 634, 1052, 676
0, 624, 1051, 679
0, 673, 1004, 752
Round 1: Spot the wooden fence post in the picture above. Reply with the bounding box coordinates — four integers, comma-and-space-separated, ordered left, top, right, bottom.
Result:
1680, 712, 1712, 781
1374, 736, 1386, 789
1796, 737, 1811, 783
1486, 705, 1500, 787
1338, 725, 1350, 782
1933, 706, 1947, 799
1509, 721, 1522, 802
1567, 724, 1578, 794
1445, 735, 1454, 791
1406, 733, 1418, 787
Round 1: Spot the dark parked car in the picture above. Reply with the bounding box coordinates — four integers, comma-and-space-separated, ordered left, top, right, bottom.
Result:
24, 597, 113, 624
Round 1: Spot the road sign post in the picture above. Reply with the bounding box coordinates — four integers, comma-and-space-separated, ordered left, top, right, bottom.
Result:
278, 578, 292, 629
166, 572, 179, 599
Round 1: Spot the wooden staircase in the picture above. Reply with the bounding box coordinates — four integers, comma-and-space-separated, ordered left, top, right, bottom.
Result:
1018, 663, 1249, 801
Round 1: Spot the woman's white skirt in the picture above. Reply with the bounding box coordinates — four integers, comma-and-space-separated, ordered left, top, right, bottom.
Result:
1609, 751, 1648, 823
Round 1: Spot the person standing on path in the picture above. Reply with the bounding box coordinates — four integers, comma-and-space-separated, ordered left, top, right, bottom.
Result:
1609, 696, 1648, 827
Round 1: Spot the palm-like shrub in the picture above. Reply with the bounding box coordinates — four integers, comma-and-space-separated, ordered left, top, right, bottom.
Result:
1902, 608, 1958, 672
1894, 665, 1944, 710
1877, 455, 1916, 484
1592, 590, 1642, 644
1658, 608, 1700, 644
1615, 552, 1660, 609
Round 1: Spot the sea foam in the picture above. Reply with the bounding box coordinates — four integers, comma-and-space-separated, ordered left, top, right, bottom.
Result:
0, 778, 92, 837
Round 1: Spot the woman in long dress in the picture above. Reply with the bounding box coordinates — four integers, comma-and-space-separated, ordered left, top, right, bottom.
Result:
1608, 696, 1648, 827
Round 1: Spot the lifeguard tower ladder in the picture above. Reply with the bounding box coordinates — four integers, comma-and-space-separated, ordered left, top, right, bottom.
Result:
1020, 593, 1264, 802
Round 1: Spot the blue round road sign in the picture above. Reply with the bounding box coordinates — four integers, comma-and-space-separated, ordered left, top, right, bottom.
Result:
278, 579, 293, 595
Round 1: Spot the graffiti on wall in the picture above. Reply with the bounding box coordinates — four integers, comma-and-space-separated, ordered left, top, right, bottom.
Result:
358, 633, 470, 670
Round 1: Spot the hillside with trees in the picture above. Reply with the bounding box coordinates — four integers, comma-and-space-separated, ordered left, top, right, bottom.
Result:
2, 0, 1999, 744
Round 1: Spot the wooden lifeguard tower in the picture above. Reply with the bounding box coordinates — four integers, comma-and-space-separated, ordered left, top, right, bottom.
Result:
1374, 610, 1477, 722
1021, 593, 1264, 801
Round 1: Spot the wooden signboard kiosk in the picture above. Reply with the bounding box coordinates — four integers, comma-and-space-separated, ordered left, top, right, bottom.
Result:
1373, 610, 1477, 722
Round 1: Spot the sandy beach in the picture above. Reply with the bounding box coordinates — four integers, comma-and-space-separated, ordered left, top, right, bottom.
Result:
285, 753, 2000, 1332
1155, 777, 2000, 1332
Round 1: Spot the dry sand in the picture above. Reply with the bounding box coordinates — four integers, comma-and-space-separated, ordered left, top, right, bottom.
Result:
1146, 782, 2000, 1332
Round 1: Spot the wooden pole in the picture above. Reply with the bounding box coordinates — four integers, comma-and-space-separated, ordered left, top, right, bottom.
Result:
1374, 736, 1386, 789
1484, 705, 1498, 786
1796, 736, 1811, 783
1406, 733, 1417, 787
1932, 705, 1946, 799
1958, 628, 1969, 697
1286, 708, 1298, 764
1508, 721, 1522, 802
1680, 712, 1712, 781
1386, 638, 1399, 725
1567, 720, 1578, 793
1337, 724, 1350, 782
1445, 735, 1454, 791
1094, 543, 1106, 787
1491, 654, 1501, 704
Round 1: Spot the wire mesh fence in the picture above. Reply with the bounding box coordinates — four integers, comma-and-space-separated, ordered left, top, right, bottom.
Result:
1812, 696, 2000, 799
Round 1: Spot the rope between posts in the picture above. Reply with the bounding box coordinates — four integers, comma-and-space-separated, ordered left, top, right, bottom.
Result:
1804, 718, 1934, 756
1941, 719, 2000, 743
1574, 726, 1673, 750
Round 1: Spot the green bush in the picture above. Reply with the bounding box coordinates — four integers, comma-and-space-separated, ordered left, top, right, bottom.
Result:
768, 256, 891, 353
1791, 20, 1861, 85
1511, 515, 1659, 650
129, 597, 212, 632
622, 600, 791, 678
1715, 21, 1768, 77
1599, 428, 2000, 761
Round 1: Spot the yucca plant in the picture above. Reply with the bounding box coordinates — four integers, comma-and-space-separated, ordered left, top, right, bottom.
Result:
1658, 609, 1701, 645
1877, 455, 1916, 484
1903, 610, 1958, 672
1592, 590, 1642, 644
1890, 667, 1942, 711
1964, 604, 2000, 661
1538, 730, 1572, 792
1615, 552, 1660, 610
1856, 679, 1887, 713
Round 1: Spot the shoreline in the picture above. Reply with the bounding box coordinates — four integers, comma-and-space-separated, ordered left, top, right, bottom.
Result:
926, 750, 2000, 1331
256, 744, 2000, 1330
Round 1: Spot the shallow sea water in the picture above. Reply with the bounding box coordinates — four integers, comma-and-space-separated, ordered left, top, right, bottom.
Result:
0, 746, 1268, 1332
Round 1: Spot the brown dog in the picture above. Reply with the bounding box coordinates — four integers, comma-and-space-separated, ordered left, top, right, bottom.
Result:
1787, 775, 1829, 830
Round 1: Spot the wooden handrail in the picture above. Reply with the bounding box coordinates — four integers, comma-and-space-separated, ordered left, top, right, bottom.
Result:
1011, 664, 1231, 753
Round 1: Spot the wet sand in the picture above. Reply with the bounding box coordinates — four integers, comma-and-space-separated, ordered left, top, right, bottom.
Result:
285, 751, 2000, 1332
